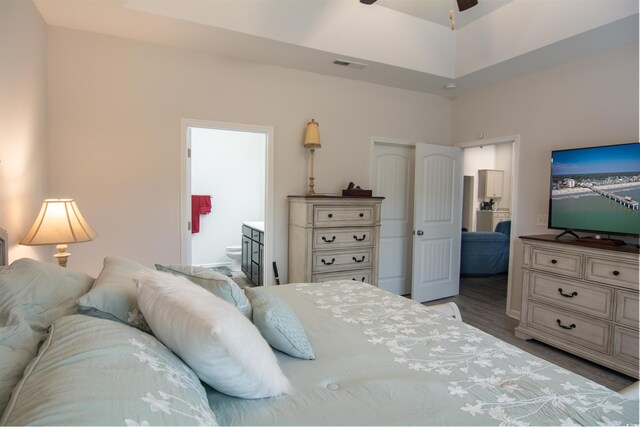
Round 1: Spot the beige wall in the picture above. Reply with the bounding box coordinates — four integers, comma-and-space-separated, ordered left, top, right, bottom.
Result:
0, 0, 49, 263
47, 27, 451, 277
451, 44, 639, 315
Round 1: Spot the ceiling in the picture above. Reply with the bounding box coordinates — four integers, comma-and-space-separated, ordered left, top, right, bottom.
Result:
34, 0, 639, 99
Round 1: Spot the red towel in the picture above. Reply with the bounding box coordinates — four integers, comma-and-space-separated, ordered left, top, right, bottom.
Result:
191, 195, 212, 233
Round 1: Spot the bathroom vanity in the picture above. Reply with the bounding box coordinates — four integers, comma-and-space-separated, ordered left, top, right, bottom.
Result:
241, 221, 264, 286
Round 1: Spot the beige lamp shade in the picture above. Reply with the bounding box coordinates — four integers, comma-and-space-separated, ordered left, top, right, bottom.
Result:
304, 119, 321, 149
20, 199, 97, 246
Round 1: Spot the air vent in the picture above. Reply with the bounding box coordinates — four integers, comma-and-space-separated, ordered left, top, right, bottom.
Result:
333, 59, 368, 70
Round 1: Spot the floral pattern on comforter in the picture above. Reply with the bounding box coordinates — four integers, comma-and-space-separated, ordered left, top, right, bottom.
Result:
294, 281, 638, 426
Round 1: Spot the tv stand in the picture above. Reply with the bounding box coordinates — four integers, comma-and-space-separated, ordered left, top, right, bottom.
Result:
517, 235, 639, 378
577, 236, 625, 246
555, 229, 579, 239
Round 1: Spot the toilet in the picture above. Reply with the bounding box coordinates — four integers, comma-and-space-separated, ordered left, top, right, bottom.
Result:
225, 245, 242, 272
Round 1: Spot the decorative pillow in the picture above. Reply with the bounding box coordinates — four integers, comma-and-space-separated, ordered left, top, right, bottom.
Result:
0, 258, 95, 411
136, 269, 291, 399
76, 257, 152, 331
154, 264, 251, 318
245, 288, 315, 360
0, 314, 218, 426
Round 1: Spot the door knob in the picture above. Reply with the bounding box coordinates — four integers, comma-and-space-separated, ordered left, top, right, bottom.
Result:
416, 230, 424, 236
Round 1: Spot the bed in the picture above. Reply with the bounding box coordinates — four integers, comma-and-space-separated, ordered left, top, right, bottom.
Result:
0, 256, 638, 426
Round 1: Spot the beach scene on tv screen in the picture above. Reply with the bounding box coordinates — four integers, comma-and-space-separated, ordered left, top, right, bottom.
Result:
550, 143, 640, 235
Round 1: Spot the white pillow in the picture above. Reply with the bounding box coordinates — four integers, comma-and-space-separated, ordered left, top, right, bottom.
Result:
135, 269, 291, 399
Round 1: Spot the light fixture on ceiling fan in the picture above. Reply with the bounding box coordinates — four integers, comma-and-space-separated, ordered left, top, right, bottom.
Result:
359, 0, 478, 30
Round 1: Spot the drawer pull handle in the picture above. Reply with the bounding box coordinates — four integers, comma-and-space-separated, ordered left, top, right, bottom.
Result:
359, 213, 364, 218
321, 258, 336, 265
612, 270, 620, 276
322, 236, 336, 243
558, 288, 578, 298
551, 259, 558, 264
351, 277, 366, 282
556, 319, 576, 330
353, 234, 366, 241
352, 256, 366, 263
328, 213, 333, 218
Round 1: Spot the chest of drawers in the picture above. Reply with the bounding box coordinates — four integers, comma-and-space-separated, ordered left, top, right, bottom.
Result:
515, 235, 639, 378
288, 196, 383, 285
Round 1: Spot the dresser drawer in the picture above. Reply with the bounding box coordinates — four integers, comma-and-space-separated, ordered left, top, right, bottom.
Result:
312, 248, 373, 272
528, 302, 610, 354
313, 227, 374, 250
528, 272, 613, 319
530, 248, 583, 278
616, 291, 639, 328
314, 206, 375, 227
312, 269, 372, 283
493, 211, 510, 220
585, 257, 639, 289
613, 326, 639, 368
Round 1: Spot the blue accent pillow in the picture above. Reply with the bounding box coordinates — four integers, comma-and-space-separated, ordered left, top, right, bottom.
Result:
245, 288, 315, 360
154, 264, 251, 318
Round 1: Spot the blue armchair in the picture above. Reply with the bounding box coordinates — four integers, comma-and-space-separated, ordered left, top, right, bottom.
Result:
460, 220, 511, 276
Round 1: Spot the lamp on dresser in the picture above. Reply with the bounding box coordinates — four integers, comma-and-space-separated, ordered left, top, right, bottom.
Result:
304, 119, 321, 195
19, 199, 97, 267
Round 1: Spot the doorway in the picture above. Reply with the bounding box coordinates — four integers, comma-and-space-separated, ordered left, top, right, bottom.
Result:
180, 119, 275, 286
455, 135, 520, 318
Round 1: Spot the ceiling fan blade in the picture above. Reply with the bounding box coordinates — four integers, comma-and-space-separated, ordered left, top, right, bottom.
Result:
456, 0, 478, 12
360, 0, 377, 4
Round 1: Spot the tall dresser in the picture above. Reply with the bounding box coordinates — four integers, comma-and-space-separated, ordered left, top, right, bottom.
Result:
288, 196, 384, 286
516, 235, 639, 378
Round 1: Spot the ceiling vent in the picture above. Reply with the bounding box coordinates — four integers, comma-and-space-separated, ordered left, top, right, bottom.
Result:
333, 59, 368, 70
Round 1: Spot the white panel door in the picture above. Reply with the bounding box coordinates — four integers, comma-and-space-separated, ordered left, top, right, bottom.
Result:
411, 144, 463, 302
372, 143, 415, 295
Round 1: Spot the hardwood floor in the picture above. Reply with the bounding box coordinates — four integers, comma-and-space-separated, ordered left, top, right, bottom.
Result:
423, 274, 636, 392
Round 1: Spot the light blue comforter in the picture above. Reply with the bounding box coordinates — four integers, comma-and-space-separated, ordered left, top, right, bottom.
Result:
207, 281, 639, 426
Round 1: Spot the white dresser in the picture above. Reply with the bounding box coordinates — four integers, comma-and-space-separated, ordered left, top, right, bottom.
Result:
516, 235, 639, 378
288, 196, 383, 286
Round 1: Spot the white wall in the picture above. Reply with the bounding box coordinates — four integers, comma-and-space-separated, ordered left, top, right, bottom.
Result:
190, 128, 265, 266
452, 44, 639, 315
0, 0, 49, 263
47, 27, 451, 277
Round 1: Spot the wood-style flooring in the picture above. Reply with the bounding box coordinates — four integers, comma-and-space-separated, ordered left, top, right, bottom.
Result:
423, 274, 636, 392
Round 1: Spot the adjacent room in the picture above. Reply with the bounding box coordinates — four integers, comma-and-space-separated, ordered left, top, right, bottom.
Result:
1, 0, 638, 425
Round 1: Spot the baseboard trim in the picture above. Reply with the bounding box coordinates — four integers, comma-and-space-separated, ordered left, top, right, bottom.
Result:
507, 309, 520, 320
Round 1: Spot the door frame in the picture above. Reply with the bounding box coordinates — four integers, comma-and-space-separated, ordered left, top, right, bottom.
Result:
455, 134, 521, 319
179, 118, 275, 286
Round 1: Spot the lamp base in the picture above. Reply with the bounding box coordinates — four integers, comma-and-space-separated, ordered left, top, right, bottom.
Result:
306, 148, 317, 195
54, 244, 70, 268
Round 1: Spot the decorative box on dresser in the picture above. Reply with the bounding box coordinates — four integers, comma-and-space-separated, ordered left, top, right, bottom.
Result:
288, 196, 384, 285
515, 235, 639, 378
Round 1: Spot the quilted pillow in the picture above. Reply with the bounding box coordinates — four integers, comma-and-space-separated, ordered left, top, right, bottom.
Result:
245, 287, 315, 360
76, 257, 152, 331
136, 269, 291, 399
0, 258, 95, 411
154, 264, 251, 318
0, 314, 217, 426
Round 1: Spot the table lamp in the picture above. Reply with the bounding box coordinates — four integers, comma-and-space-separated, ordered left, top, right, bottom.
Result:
19, 199, 97, 267
304, 119, 321, 195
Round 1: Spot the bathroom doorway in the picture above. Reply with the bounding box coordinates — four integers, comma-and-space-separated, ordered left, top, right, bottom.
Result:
180, 119, 275, 286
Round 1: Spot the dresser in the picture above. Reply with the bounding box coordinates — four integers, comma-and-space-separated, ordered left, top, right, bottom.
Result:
476, 210, 511, 232
515, 235, 639, 378
241, 222, 263, 286
288, 196, 383, 285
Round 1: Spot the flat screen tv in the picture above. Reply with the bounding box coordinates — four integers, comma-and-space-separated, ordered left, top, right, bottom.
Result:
549, 142, 640, 237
